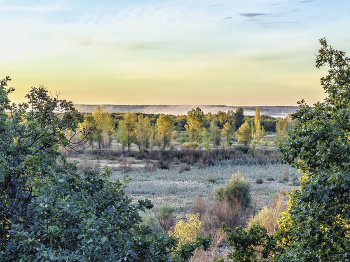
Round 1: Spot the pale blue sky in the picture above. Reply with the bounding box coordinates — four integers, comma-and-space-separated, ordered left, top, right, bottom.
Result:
1, 0, 349, 105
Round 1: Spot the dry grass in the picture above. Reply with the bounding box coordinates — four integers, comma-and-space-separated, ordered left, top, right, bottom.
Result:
247, 192, 287, 235
76, 159, 100, 174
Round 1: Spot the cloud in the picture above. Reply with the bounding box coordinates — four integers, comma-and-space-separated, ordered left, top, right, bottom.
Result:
223, 17, 232, 19
240, 13, 267, 17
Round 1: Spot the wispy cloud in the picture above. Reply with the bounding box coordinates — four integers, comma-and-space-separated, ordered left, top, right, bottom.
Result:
223, 17, 232, 19
240, 13, 267, 17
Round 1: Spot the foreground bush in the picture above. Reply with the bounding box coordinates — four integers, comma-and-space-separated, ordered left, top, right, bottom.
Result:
220, 39, 350, 261
0, 77, 210, 261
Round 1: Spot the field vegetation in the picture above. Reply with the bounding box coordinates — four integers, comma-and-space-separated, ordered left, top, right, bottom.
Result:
2, 38, 349, 261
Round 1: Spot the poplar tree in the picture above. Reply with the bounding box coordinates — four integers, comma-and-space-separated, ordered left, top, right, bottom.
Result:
136, 114, 151, 151
254, 107, 262, 139
123, 112, 137, 151
92, 106, 115, 149
185, 107, 205, 142
156, 114, 174, 149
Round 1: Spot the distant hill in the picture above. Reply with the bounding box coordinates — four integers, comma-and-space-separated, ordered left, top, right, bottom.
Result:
74, 104, 299, 118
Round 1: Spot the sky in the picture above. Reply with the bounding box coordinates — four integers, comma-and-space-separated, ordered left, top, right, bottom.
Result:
0, 0, 349, 106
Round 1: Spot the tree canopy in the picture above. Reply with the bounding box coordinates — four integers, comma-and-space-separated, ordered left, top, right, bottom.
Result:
185, 107, 205, 142
0, 77, 210, 261
221, 38, 350, 261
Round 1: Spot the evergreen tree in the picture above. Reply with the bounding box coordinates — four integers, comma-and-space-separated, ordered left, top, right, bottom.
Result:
236, 122, 251, 146
233, 107, 244, 130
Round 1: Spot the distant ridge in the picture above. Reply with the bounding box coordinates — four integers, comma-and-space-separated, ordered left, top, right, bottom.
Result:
73, 104, 298, 118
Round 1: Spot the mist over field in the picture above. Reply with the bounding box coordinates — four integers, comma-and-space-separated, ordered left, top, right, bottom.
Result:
74, 104, 298, 118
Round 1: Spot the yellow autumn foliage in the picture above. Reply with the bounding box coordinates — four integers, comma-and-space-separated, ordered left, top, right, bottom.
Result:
168, 214, 203, 245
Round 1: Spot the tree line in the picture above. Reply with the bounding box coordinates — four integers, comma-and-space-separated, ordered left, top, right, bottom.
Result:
78, 105, 280, 151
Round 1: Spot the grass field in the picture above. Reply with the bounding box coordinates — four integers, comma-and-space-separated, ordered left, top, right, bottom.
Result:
108, 161, 299, 216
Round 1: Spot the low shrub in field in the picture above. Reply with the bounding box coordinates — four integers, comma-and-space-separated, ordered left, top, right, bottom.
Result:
255, 178, 264, 184
213, 172, 251, 209
144, 161, 156, 172
157, 160, 170, 170
156, 204, 175, 231
168, 214, 203, 245
139, 212, 164, 235
179, 163, 191, 173
213, 199, 252, 230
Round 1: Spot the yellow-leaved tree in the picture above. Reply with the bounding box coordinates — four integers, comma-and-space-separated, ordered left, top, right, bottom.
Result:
156, 114, 174, 149
168, 214, 203, 245
92, 106, 115, 149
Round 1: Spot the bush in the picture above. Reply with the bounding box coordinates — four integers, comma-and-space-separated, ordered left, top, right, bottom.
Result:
157, 160, 170, 170
213, 172, 251, 209
139, 212, 164, 235
255, 178, 264, 184
156, 204, 175, 231
0, 77, 209, 262
179, 163, 191, 173
247, 193, 287, 235
168, 214, 203, 245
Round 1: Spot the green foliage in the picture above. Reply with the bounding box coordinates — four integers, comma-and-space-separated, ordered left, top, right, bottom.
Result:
157, 204, 175, 231
156, 114, 174, 149
185, 107, 205, 142
253, 107, 263, 139
222, 122, 235, 146
79, 114, 96, 148
200, 127, 211, 151
222, 39, 350, 262
274, 117, 288, 147
213, 172, 251, 209
0, 78, 208, 261
136, 114, 151, 151
236, 121, 252, 146
139, 212, 164, 235
116, 119, 128, 150
171, 235, 212, 262
123, 112, 137, 151
223, 222, 280, 262
233, 107, 245, 130
92, 106, 115, 149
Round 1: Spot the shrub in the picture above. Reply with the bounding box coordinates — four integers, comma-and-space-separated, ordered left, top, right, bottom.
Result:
139, 212, 164, 235
247, 192, 287, 235
213, 172, 251, 209
255, 178, 264, 184
144, 161, 156, 172
168, 214, 203, 245
156, 204, 175, 231
157, 160, 170, 170
179, 163, 191, 173
207, 177, 217, 184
